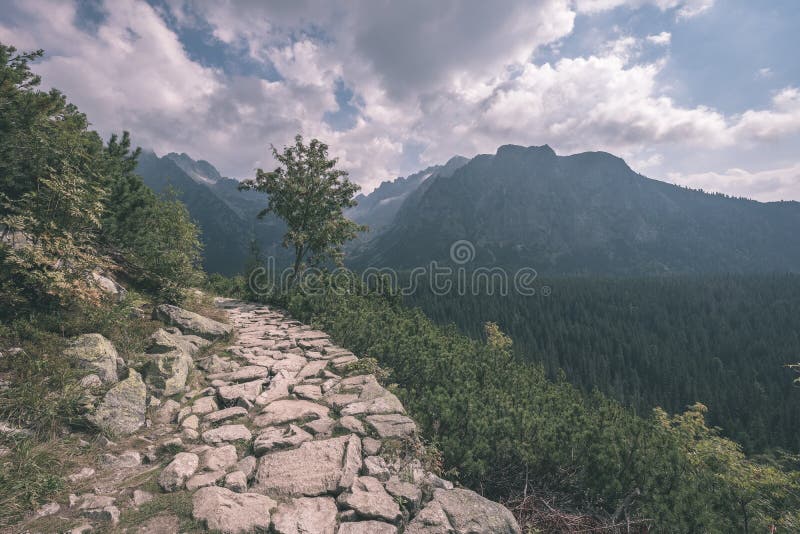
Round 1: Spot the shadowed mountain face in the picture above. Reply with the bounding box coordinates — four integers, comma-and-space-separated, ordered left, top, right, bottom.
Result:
351, 144, 800, 274
136, 152, 289, 275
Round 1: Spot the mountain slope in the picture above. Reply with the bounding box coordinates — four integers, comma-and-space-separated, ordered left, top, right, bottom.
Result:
354, 144, 800, 274
136, 152, 289, 275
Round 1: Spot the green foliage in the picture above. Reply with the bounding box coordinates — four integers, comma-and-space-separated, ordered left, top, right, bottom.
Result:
239, 134, 366, 276
281, 278, 800, 531
408, 274, 800, 453
0, 43, 202, 312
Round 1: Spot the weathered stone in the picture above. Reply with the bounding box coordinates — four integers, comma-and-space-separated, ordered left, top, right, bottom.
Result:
337, 520, 398, 534
218, 379, 264, 404
338, 415, 366, 435
158, 452, 199, 492
186, 470, 226, 491
253, 424, 313, 455
79, 374, 102, 389
200, 444, 238, 471
331, 353, 358, 370
366, 414, 416, 439
236, 455, 257, 480
271, 353, 308, 374
192, 396, 219, 415
255, 372, 293, 406
148, 327, 209, 356
209, 365, 269, 383
35, 501, 60, 518
297, 360, 328, 380
292, 384, 322, 400
64, 333, 119, 384
337, 476, 401, 523
253, 435, 360, 497
272, 496, 337, 534
303, 417, 336, 436
384, 476, 422, 508
339, 434, 362, 492
225, 470, 248, 493
204, 406, 248, 424
101, 450, 141, 468
202, 424, 252, 444
181, 414, 199, 431
407, 488, 521, 534
83, 505, 120, 524
252, 399, 329, 427
89, 369, 146, 436
362, 455, 390, 481
200, 354, 239, 374
362, 437, 382, 456
153, 399, 181, 425
69, 467, 96, 483
153, 304, 233, 340
192, 486, 276, 534
145, 349, 193, 397
91, 271, 126, 302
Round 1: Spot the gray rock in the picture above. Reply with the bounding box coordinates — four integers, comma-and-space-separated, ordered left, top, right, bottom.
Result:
218, 379, 265, 404
253, 424, 312, 455
64, 334, 119, 384
82, 504, 120, 525
200, 444, 238, 472
225, 470, 248, 493
406, 488, 521, 534
303, 417, 336, 437
204, 406, 248, 425
338, 415, 366, 435
337, 520, 398, 534
253, 434, 361, 497
365, 414, 417, 439
202, 424, 252, 444
144, 349, 193, 397
362, 437, 382, 456
148, 327, 209, 356
252, 399, 329, 427
88, 369, 146, 436
181, 414, 199, 431
384, 476, 422, 508
362, 455, 390, 481
236, 455, 257, 480
69, 467, 96, 483
272, 496, 337, 534
158, 452, 199, 492
153, 399, 181, 425
192, 396, 219, 415
35, 501, 60, 518
79, 374, 102, 389
292, 384, 322, 400
210, 365, 270, 383
153, 304, 233, 340
192, 486, 276, 534
186, 470, 226, 491
90, 271, 127, 302
337, 476, 401, 523
200, 354, 239, 374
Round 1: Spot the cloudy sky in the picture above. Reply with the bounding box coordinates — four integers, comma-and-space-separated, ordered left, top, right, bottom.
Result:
1, 0, 799, 199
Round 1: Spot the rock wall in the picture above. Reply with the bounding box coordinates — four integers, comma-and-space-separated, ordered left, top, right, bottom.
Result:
28, 298, 522, 533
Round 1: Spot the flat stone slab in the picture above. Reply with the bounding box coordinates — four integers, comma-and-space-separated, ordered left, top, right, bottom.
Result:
272, 496, 337, 534
218, 379, 265, 404
338, 521, 398, 534
365, 414, 417, 439
202, 424, 252, 444
252, 399, 330, 427
406, 488, 521, 534
253, 424, 312, 455
205, 407, 248, 424
252, 434, 361, 497
192, 486, 276, 534
337, 476, 401, 523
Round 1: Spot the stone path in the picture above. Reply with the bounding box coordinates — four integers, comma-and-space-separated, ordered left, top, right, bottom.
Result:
25, 297, 521, 533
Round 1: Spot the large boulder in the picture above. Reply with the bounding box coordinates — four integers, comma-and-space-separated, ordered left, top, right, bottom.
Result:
64, 334, 119, 385
144, 350, 193, 397
148, 327, 209, 356
253, 434, 361, 497
406, 488, 521, 534
192, 486, 276, 534
272, 496, 337, 534
90, 271, 127, 302
153, 304, 232, 340
88, 370, 146, 435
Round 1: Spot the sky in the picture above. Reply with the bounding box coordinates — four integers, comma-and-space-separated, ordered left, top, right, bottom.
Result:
1, 0, 799, 200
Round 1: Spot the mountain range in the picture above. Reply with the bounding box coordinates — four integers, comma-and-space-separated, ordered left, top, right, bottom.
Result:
137, 145, 800, 276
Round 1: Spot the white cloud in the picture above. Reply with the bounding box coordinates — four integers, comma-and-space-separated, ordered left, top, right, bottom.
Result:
667, 163, 800, 202
646, 31, 672, 45
575, 0, 714, 18
1, 0, 798, 201
757, 67, 773, 79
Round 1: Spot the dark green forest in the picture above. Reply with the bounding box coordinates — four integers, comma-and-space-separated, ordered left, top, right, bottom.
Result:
406, 274, 800, 453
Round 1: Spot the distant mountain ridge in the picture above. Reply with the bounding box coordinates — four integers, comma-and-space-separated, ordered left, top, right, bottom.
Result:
136, 151, 290, 275
351, 144, 800, 274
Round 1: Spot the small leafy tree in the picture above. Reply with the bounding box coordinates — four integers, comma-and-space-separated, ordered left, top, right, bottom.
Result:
239, 135, 365, 278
